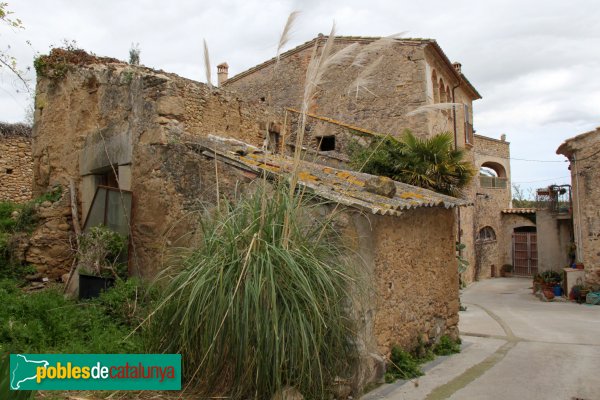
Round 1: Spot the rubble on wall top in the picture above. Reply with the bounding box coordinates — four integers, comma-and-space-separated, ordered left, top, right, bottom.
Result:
191, 135, 471, 216
0, 122, 32, 138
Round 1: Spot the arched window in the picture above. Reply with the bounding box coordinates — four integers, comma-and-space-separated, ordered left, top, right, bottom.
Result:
480, 161, 507, 178
432, 70, 439, 103
438, 79, 445, 104
479, 161, 508, 189
477, 226, 496, 242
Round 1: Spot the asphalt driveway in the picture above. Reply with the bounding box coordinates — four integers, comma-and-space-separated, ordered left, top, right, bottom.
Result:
363, 277, 600, 400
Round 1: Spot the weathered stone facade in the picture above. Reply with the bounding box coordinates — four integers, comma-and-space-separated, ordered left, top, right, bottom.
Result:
473, 134, 511, 279
223, 35, 491, 283
557, 127, 600, 286
0, 123, 33, 203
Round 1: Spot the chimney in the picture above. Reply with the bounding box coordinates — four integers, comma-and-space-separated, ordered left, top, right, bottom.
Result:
452, 62, 462, 74
500, 134, 506, 142
217, 62, 229, 86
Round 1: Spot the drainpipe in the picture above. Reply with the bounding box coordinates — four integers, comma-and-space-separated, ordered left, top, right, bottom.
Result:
451, 79, 462, 255
572, 154, 584, 262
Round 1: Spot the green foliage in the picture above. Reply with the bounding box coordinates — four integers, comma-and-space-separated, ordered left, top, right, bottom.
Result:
385, 346, 424, 383
150, 183, 358, 399
349, 135, 405, 177
350, 131, 475, 197
433, 335, 461, 356
96, 278, 157, 326
0, 279, 144, 354
0, 186, 64, 279
78, 226, 127, 279
540, 270, 562, 284
456, 242, 469, 274
502, 264, 514, 273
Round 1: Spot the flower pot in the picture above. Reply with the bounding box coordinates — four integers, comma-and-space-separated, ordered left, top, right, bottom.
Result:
576, 263, 584, 270
79, 274, 115, 299
542, 288, 555, 300
553, 285, 563, 297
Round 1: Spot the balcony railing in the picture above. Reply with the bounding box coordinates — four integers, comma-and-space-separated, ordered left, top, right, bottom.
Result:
479, 176, 508, 189
536, 185, 572, 215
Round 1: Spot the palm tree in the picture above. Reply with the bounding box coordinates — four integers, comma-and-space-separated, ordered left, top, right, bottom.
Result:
350, 130, 475, 197
393, 131, 475, 197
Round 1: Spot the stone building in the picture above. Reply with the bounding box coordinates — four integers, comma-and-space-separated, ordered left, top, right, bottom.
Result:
221, 35, 524, 282
557, 127, 600, 286
29, 48, 468, 391
0, 122, 33, 203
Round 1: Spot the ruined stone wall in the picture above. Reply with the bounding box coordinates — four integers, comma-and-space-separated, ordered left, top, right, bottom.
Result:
32, 52, 273, 277
12, 193, 73, 279
0, 133, 33, 203
558, 128, 600, 286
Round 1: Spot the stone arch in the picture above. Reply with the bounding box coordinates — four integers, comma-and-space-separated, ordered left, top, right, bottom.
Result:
480, 161, 507, 178
431, 70, 439, 103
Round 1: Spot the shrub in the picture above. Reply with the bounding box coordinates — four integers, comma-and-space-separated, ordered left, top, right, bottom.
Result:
0, 279, 144, 354
385, 346, 423, 383
77, 226, 127, 279
149, 183, 358, 399
433, 335, 461, 356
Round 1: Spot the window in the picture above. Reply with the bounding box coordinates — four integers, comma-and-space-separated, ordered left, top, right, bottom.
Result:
5, 168, 13, 174
477, 226, 496, 242
316, 136, 335, 151
464, 104, 473, 145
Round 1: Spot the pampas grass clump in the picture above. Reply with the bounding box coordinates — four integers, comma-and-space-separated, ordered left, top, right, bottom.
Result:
150, 183, 357, 399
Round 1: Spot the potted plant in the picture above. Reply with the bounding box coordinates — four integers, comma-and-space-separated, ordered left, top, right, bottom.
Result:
575, 261, 585, 270
532, 273, 543, 293
540, 270, 562, 291
77, 225, 127, 299
501, 264, 513, 278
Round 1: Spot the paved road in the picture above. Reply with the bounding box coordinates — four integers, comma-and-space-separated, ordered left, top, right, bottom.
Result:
363, 278, 600, 400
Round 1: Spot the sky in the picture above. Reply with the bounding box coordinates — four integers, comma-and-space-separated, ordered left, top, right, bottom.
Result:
1, 0, 599, 195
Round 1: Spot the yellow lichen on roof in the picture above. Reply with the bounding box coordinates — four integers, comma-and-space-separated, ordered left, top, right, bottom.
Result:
400, 192, 426, 200
298, 171, 319, 182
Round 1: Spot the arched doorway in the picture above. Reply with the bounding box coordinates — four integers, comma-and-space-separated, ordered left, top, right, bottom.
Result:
512, 226, 538, 276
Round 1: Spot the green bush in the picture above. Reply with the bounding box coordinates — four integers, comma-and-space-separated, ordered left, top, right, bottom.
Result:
0, 279, 144, 354
349, 131, 475, 197
433, 335, 461, 356
385, 346, 424, 383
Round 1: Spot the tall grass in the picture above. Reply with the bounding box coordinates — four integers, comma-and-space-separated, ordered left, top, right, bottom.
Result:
149, 183, 358, 399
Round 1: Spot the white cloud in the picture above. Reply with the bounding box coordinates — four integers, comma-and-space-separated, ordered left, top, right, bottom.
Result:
1, 0, 599, 191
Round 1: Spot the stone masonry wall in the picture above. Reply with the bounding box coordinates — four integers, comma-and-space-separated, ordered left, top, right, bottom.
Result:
558, 128, 600, 286
32, 52, 275, 277
341, 207, 459, 355
226, 38, 433, 139
0, 132, 33, 203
